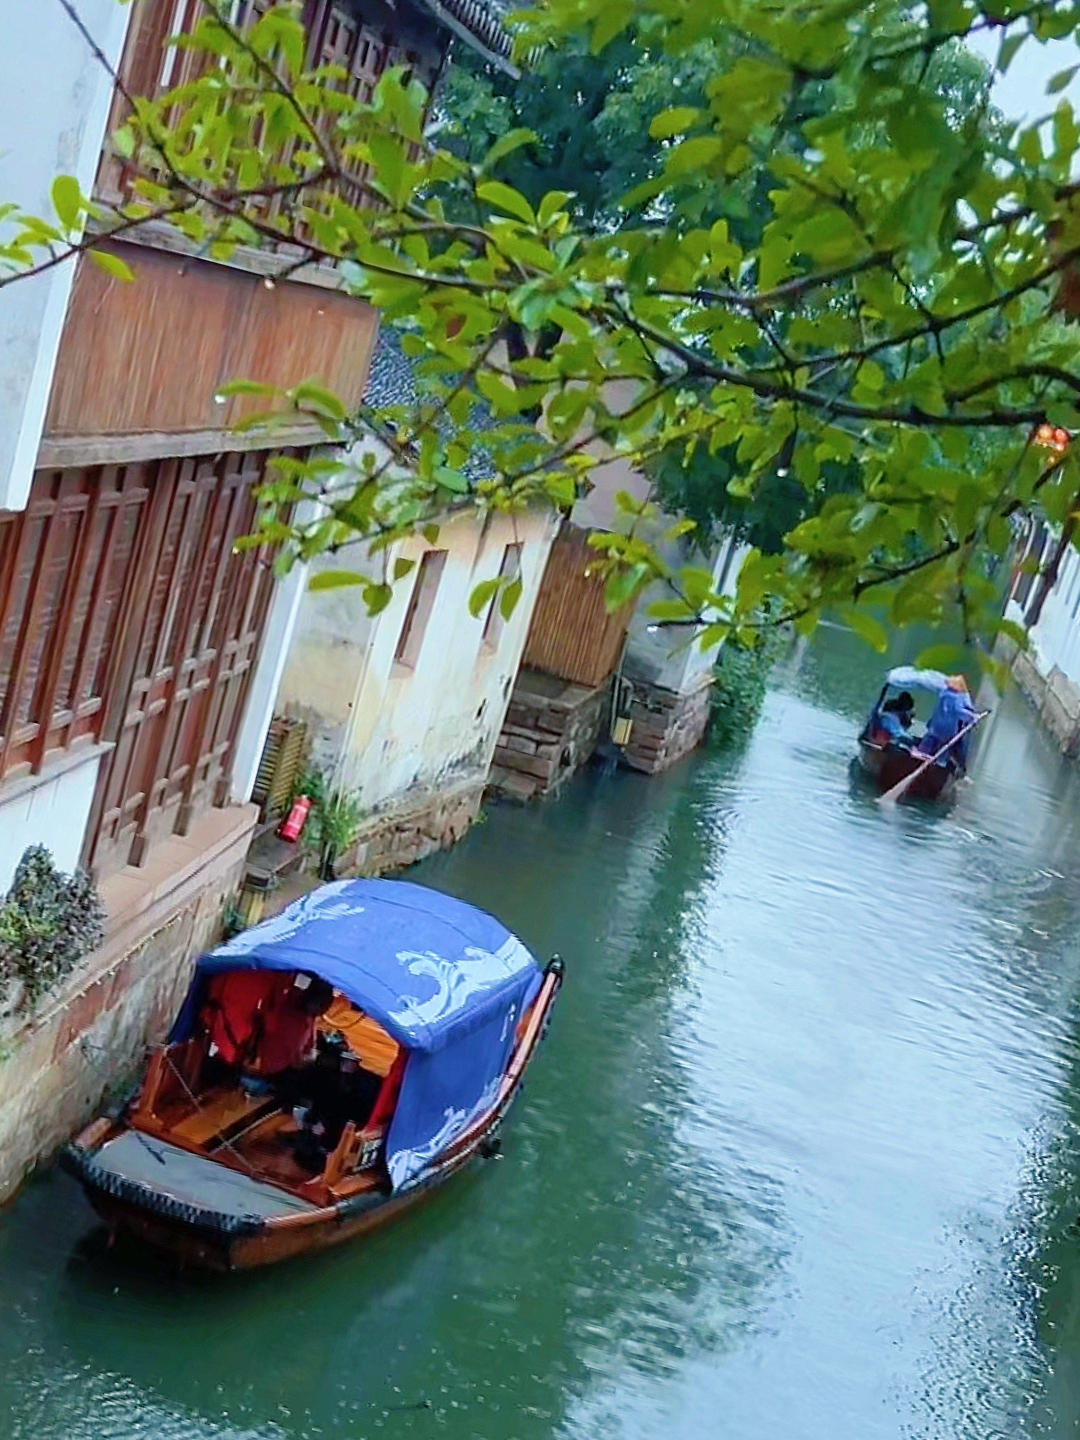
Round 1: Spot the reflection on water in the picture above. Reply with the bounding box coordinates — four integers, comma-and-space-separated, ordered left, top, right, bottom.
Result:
4, 631, 1080, 1438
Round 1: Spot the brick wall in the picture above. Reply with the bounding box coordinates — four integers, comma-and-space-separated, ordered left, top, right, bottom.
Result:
488, 670, 611, 801
622, 675, 714, 775
0, 813, 253, 1203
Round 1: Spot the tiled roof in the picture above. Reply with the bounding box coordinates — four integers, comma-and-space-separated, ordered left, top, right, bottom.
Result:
363, 327, 418, 410
362, 328, 495, 480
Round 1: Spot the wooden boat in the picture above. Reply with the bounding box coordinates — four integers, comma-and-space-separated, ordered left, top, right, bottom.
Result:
857, 665, 965, 802
62, 879, 563, 1272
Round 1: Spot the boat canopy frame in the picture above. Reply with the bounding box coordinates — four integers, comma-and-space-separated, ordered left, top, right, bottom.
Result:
882, 666, 950, 695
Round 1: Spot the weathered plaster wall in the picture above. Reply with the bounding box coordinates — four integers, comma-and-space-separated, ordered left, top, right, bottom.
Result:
570, 442, 749, 696
1014, 547, 1080, 695
997, 626, 1080, 757
0, 0, 131, 510
278, 506, 557, 810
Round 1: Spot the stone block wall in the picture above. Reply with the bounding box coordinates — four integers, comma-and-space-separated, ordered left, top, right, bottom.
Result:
0, 811, 253, 1204
488, 670, 611, 802
622, 674, 714, 775
1000, 635, 1080, 756
344, 775, 486, 875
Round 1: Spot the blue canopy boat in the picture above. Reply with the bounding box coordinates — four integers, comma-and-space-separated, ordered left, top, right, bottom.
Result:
63, 879, 563, 1271
857, 665, 978, 801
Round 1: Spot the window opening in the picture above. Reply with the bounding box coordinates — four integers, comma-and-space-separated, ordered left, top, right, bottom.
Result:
394, 550, 447, 669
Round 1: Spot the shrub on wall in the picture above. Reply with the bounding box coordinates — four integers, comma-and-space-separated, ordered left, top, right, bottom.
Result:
0, 846, 105, 1010
709, 635, 784, 747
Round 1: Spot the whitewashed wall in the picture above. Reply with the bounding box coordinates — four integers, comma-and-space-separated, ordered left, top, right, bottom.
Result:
277, 506, 558, 808
0, 0, 131, 511
1026, 546, 1080, 688
0, 749, 105, 892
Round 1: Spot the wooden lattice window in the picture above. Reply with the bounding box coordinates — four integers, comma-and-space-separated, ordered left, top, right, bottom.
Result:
0, 466, 150, 778
95, 0, 415, 222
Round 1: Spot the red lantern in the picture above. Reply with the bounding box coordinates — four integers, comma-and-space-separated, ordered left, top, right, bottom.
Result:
1034, 423, 1072, 453
278, 795, 312, 842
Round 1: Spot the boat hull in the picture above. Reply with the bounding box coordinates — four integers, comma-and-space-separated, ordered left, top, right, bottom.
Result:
63, 961, 563, 1272
857, 739, 958, 802
66, 1144, 473, 1272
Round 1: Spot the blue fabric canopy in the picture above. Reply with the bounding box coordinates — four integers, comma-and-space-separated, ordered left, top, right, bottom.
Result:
177, 879, 543, 1189
885, 666, 949, 694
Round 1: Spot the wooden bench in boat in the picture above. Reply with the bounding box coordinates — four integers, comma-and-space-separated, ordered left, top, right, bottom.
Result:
169, 1088, 278, 1147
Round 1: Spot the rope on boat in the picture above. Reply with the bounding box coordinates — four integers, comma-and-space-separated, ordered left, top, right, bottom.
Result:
162, 1049, 275, 1184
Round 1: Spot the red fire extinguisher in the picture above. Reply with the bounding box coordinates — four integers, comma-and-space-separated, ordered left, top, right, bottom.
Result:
278, 795, 312, 842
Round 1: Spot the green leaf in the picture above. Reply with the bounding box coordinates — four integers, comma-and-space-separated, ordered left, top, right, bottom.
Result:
537, 190, 573, 228
87, 248, 135, 282
591, 0, 633, 51
647, 597, 695, 621
308, 570, 366, 591
476, 181, 535, 226
435, 465, 470, 495
51, 175, 82, 232
215, 378, 280, 399
499, 576, 523, 620
482, 128, 538, 170
1049, 65, 1080, 94
469, 578, 501, 618
291, 382, 347, 422
364, 582, 393, 616
605, 564, 649, 611
840, 605, 888, 653
649, 106, 702, 140
915, 643, 967, 671
997, 31, 1026, 73
393, 557, 416, 581
665, 135, 724, 178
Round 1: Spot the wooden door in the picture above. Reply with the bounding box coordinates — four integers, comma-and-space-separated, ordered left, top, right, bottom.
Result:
87, 449, 279, 878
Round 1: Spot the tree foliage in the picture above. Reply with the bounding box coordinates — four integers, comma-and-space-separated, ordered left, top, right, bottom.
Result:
6, 0, 1080, 668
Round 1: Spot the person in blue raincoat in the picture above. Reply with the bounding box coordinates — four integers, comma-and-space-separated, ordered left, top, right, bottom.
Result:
918, 675, 977, 768
875, 691, 915, 747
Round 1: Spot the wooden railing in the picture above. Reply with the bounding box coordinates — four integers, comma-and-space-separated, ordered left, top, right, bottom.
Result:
94, 0, 437, 234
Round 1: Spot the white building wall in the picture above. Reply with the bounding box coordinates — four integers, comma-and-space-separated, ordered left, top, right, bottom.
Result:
229, 552, 312, 805
624, 529, 751, 694
1025, 545, 1080, 688
0, 0, 130, 512
0, 748, 105, 892
277, 506, 558, 809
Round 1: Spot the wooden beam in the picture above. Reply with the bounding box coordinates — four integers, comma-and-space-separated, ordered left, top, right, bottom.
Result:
37, 423, 328, 471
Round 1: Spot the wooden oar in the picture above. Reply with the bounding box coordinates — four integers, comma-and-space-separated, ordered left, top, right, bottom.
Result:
878, 711, 988, 807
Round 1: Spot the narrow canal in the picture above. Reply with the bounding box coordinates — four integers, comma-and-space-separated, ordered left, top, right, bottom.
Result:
7, 634, 1080, 1439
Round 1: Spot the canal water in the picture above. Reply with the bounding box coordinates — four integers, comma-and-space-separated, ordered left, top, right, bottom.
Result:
7, 635, 1080, 1438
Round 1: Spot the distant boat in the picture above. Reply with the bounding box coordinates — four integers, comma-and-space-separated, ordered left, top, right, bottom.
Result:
63, 879, 563, 1272
857, 666, 972, 802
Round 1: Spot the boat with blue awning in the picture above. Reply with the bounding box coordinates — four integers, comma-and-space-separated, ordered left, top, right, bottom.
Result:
857, 665, 983, 802
62, 878, 563, 1271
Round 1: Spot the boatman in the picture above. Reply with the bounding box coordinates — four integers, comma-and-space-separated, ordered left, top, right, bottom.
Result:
918, 675, 977, 768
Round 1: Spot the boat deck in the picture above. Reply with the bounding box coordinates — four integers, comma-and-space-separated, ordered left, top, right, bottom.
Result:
90, 1130, 318, 1221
